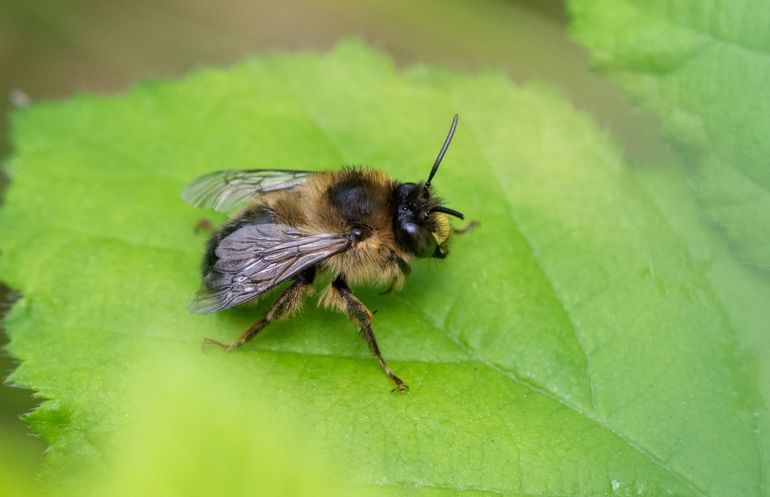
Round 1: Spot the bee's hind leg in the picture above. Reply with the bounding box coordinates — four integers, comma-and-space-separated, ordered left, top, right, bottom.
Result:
203, 267, 316, 351
331, 276, 408, 392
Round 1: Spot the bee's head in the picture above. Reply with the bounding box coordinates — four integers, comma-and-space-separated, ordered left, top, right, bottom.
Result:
394, 115, 464, 259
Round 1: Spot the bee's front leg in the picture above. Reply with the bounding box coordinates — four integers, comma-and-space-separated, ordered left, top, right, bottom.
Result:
332, 276, 408, 392
452, 220, 479, 235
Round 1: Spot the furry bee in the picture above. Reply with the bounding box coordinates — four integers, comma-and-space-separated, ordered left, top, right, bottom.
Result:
183, 115, 471, 391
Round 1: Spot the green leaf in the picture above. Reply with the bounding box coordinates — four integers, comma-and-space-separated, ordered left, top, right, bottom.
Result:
1, 41, 766, 496
568, 0, 770, 271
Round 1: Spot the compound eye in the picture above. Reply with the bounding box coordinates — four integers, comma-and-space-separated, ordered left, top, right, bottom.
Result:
401, 222, 437, 258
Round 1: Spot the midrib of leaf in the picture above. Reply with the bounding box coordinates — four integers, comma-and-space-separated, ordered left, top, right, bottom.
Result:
372, 478, 575, 497
438, 125, 710, 497
394, 292, 708, 497
441, 73, 762, 497
472, 116, 760, 497
472, 74, 763, 496
392, 145, 709, 497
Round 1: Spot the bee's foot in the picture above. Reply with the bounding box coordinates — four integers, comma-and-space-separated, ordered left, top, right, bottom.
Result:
390, 377, 409, 393
194, 219, 215, 233
202, 337, 240, 352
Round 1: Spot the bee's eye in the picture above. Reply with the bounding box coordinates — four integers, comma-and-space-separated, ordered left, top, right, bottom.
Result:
397, 222, 437, 258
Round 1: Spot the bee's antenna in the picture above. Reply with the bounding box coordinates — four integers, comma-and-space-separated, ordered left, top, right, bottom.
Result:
424, 114, 458, 194
429, 205, 465, 220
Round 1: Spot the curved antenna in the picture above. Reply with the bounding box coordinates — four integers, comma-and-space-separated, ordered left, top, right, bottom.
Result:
424, 114, 458, 193
429, 205, 465, 220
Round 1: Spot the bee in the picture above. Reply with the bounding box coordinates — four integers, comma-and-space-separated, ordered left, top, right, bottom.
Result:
183, 115, 472, 391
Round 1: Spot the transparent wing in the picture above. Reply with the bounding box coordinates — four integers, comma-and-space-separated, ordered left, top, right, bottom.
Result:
190, 223, 351, 314
182, 169, 313, 212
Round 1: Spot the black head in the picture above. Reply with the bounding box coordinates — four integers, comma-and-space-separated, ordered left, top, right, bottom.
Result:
394, 115, 464, 259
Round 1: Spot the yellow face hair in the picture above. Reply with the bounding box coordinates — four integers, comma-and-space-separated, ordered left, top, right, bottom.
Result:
432, 213, 451, 245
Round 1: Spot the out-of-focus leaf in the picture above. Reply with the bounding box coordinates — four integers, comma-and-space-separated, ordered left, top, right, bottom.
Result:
0, 428, 44, 497
569, 0, 770, 271
77, 348, 365, 497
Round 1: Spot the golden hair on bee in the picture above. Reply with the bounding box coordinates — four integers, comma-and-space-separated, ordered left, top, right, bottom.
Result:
182, 115, 473, 391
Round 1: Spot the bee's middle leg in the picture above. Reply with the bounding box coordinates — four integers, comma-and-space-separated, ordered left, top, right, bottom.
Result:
331, 276, 408, 392
380, 252, 411, 295
203, 267, 316, 351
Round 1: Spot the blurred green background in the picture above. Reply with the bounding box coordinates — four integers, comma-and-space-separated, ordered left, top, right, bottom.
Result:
0, 0, 672, 479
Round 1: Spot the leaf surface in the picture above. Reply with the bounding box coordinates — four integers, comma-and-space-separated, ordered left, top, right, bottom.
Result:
569, 0, 770, 271
1, 41, 766, 496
